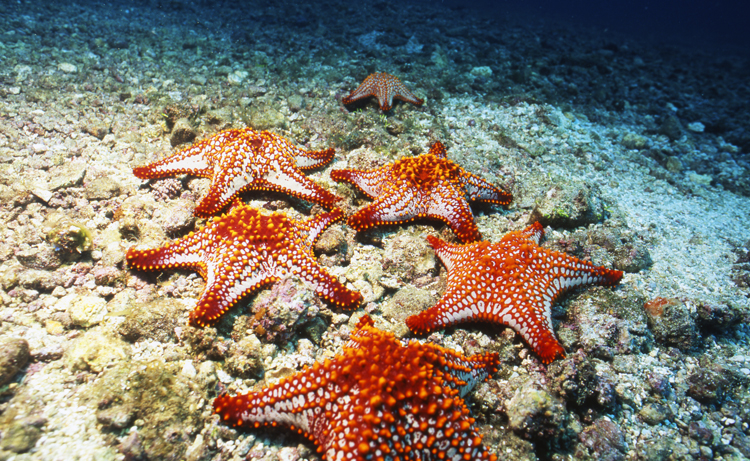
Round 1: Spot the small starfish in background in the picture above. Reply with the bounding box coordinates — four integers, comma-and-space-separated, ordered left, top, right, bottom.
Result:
331, 141, 512, 243
127, 202, 362, 327
342, 72, 424, 111
406, 222, 624, 363
133, 128, 340, 217
214, 315, 499, 461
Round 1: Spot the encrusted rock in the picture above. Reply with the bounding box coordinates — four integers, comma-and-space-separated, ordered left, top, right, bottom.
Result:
546, 352, 597, 407
0, 337, 30, 386
528, 182, 605, 228
643, 297, 697, 350
154, 198, 196, 236
48, 162, 87, 191
170, 117, 197, 147
247, 277, 322, 343
638, 402, 672, 425
658, 115, 684, 141
85, 176, 121, 200
64, 329, 130, 372
118, 298, 186, 342
43, 212, 93, 261
0, 419, 42, 453
225, 334, 264, 379
506, 386, 566, 440
15, 244, 64, 270
576, 418, 626, 461
57, 292, 108, 328
381, 285, 437, 337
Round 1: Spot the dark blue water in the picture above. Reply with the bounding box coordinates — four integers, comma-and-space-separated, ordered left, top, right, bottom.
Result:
419, 0, 750, 55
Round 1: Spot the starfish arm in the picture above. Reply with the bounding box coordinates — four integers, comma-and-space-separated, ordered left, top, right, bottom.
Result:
460, 172, 513, 204
132, 138, 214, 179
213, 364, 331, 441
298, 208, 345, 249
345, 184, 422, 232
294, 147, 336, 170
425, 235, 467, 273
189, 255, 278, 327
259, 167, 341, 209
393, 88, 424, 107
193, 169, 250, 218
262, 131, 336, 171
341, 81, 376, 106
426, 183, 483, 243
427, 141, 448, 159
126, 231, 209, 275
516, 221, 545, 244
288, 252, 362, 309
330, 167, 390, 198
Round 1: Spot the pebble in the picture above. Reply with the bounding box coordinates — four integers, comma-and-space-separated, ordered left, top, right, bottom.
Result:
58, 62, 78, 73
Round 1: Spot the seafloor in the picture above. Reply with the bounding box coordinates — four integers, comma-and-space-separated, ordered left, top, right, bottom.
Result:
1, 0, 749, 460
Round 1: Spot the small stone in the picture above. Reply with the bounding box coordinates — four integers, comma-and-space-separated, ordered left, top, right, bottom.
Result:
86, 177, 121, 200
15, 244, 64, 270
687, 369, 726, 404
64, 329, 130, 372
621, 133, 649, 150
528, 183, 605, 228
227, 69, 249, 85
170, 117, 197, 147
470, 66, 493, 78
48, 163, 87, 191
506, 387, 566, 440
0, 337, 30, 386
58, 62, 78, 73
577, 418, 626, 460
665, 156, 682, 173
190, 75, 207, 85
58, 293, 108, 328
643, 297, 696, 350
639, 403, 671, 425
0, 420, 41, 453
687, 122, 705, 133
288, 94, 304, 112
688, 421, 713, 445
658, 115, 683, 140
225, 334, 264, 379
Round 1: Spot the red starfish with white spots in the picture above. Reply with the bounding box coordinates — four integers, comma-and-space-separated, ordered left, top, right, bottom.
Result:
214, 315, 499, 461
133, 128, 340, 217
342, 72, 424, 111
330, 141, 512, 243
406, 222, 624, 363
126, 203, 361, 327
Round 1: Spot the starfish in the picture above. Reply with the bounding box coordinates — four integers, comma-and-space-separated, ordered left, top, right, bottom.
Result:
214, 315, 499, 461
330, 141, 512, 243
132, 128, 341, 218
126, 202, 362, 327
342, 72, 424, 111
406, 222, 624, 363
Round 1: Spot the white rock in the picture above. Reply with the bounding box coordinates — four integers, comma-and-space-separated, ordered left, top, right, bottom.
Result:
58, 62, 78, 73
687, 122, 705, 132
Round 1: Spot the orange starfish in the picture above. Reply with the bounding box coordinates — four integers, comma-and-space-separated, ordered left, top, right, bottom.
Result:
342, 72, 424, 111
133, 128, 340, 217
330, 141, 511, 243
406, 222, 624, 363
214, 315, 499, 461
126, 203, 362, 327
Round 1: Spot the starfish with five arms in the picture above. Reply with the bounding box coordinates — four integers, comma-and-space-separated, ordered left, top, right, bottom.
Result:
133, 128, 340, 217
342, 72, 424, 111
126, 202, 362, 327
214, 315, 499, 461
406, 222, 624, 363
330, 141, 512, 243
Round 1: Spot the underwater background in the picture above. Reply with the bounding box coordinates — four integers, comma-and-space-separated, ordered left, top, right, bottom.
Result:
0, 0, 749, 459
